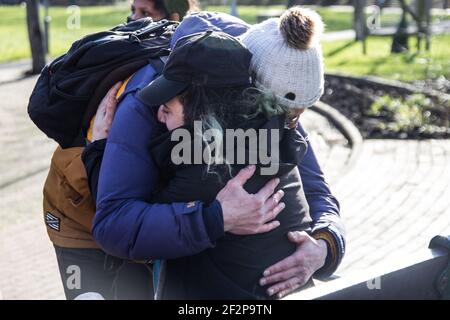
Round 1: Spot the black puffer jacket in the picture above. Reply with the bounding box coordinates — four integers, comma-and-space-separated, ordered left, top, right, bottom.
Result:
150, 114, 311, 299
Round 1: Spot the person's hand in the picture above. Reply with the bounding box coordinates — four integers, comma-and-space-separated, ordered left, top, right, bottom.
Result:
216, 165, 286, 235
259, 231, 328, 299
91, 82, 123, 142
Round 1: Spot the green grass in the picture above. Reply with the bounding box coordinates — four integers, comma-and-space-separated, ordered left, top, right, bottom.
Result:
0, 4, 448, 82
0, 5, 130, 62
0, 4, 395, 62
207, 5, 285, 25
206, 5, 402, 30
206, 6, 448, 31
322, 34, 450, 81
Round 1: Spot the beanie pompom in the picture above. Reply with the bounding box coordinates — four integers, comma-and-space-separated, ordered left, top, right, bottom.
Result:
279, 6, 324, 50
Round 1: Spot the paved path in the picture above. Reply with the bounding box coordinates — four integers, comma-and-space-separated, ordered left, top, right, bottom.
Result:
0, 70, 351, 299
0, 64, 449, 299
335, 139, 450, 274
0, 72, 59, 299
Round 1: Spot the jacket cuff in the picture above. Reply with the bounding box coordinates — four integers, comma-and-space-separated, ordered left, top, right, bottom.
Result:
202, 200, 225, 244
84, 138, 107, 151
312, 226, 345, 279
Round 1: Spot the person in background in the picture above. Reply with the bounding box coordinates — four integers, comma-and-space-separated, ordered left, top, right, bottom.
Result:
46, 0, 199, 300
127, 0, 198, 22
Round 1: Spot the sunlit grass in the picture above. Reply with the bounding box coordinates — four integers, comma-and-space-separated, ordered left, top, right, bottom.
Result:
0, 5, 129, 62
322, 34, 450, 81
0, 4, 448, 82
0, 4, 394, 62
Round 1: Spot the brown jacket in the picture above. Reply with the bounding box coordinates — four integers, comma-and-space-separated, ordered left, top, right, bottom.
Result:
43, 146, 98, 248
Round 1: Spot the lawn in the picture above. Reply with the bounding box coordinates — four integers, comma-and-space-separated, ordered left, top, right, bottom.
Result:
322, 34, 450, 81
0, 4, 129, 62
0, 4, 404, 62
0, 4, 448, 82
206, 5, 366, 28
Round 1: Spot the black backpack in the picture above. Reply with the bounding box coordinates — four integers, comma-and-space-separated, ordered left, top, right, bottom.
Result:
28, 18, 178, 149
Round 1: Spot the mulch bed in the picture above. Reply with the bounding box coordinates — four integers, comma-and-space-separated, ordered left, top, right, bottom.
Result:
321, 74, 450, 139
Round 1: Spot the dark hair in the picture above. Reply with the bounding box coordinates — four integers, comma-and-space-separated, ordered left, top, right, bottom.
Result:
177, 85, 284, 180
179, 85, 285, 131
155, 0, 199, 20
152, 0, 170, 19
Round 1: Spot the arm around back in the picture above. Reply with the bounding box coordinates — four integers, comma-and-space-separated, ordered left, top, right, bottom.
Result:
296, 123, 346, 276
92, 88, 224, 261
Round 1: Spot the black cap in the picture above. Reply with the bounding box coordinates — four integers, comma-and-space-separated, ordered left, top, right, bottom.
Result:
138, 30, 252, 106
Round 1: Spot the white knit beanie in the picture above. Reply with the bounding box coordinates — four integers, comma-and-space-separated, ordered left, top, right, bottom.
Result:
241, 9, 325, 109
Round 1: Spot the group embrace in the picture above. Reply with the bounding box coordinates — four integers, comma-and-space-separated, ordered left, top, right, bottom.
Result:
38, 0, 345, 300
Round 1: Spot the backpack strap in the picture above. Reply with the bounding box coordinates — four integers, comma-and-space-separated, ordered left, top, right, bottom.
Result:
134, 19, 175, 39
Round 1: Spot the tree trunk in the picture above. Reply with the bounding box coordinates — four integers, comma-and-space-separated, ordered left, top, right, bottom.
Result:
391, 10, 409, 53
353, 0, 367, 41
424, 0, 431, 51
416, 0, 432, 51
26, 0, 46, 74
230, 0, 238, 17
